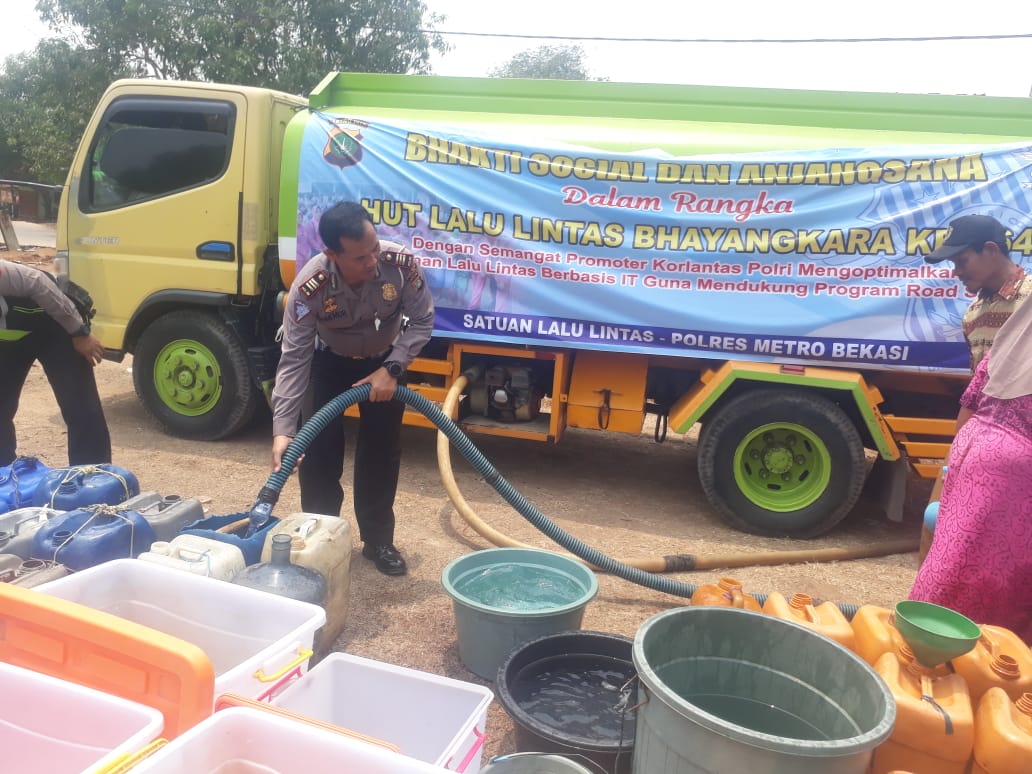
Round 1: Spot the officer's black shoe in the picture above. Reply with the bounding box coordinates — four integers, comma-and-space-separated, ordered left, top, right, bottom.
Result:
362, 543, 407, 576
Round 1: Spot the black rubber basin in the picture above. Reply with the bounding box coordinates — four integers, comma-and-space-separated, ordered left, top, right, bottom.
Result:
496, 630, 636, 774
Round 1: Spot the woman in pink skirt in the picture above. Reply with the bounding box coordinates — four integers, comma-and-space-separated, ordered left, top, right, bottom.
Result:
910, 297, 1032, 643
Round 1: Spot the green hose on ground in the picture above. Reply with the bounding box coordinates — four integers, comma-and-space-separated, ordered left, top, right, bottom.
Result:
250, 382, 895, 617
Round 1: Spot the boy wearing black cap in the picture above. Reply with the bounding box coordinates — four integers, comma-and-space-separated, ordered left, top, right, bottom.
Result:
925, 214, 1032, 370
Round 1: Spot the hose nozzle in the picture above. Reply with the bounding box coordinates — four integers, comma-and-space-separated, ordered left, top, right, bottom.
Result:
244, 486, 279, 538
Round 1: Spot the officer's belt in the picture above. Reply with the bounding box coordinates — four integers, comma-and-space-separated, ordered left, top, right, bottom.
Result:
340, 348, 390, 360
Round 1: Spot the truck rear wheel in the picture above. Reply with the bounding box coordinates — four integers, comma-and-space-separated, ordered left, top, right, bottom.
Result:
697, 389, 866, 538
133, 311, 257, 440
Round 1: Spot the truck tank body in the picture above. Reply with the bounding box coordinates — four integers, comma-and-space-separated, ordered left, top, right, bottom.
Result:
277, 73, 1032, 375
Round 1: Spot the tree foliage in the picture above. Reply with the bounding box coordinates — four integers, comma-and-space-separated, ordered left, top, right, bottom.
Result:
35, 0, 448, 95
0, 0, 447, 185
488, 44, 604, 81
0, 40, 126, 184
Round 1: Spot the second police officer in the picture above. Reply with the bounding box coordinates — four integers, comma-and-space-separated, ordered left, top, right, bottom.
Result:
271, 201, 435, 576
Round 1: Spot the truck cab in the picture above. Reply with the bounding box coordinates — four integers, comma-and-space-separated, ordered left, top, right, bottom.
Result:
56, 79, 304, 438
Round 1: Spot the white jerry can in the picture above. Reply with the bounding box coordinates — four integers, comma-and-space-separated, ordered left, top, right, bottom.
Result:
137, 534, 246, 580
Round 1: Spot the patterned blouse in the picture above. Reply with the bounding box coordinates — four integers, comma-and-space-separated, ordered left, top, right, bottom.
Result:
960, 353, 1032, 442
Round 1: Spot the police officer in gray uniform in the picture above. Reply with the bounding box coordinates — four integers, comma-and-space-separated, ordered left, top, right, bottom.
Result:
271, 201, 434, 576
1, 259, 111, 466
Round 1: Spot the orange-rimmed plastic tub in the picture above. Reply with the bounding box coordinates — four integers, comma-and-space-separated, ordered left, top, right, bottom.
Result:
0, 580, 214, 737
34, 558, 325, 703
125, 707, 453, 773
214, 692, 399, 751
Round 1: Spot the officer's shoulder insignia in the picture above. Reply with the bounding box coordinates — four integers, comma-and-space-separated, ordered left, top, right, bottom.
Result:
407, 262, 424, 286
380, 250, 416, 269
299, 270, 329, 298
293, 300, 310, 322
382, 282, 398, 301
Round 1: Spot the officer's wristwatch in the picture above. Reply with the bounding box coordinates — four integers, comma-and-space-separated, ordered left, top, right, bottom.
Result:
383, 361, 405, 379
72, 324, 91, 337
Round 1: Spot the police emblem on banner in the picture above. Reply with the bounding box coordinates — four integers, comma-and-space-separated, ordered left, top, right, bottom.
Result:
322, 125, 363, 169
381, 283, 398, 301
323, 296, 337, 314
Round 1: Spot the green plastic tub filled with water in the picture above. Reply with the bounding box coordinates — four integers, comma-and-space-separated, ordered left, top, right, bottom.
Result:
442, 547, 599, 681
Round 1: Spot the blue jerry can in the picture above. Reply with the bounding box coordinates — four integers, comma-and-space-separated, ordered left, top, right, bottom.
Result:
31, 504, 156, 570
31, 464, 140, 510
0, 457, 53, 514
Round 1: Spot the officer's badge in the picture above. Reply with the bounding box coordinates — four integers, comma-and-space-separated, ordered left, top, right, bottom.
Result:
381, 283, 398, 301
299, 270, 329, 299
293, 300, 310, 322
323, 296, 337, 314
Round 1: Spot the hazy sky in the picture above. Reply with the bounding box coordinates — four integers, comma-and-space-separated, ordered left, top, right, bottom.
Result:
4, 0, 1032, 97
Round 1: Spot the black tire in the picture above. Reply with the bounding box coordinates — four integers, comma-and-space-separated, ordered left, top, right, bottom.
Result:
133, 310, 257, 440
697, 389, 866, 538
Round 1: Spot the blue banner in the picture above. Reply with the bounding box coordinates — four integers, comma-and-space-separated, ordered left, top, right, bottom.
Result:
291, 111, 1032, 372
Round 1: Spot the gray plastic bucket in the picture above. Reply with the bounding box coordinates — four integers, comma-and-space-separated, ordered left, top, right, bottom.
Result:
631, 607, 895, 774
442, 548, 599, 681
482, 752, 598, 773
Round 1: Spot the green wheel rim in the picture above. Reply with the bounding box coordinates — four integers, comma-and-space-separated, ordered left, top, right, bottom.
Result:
732, 422, 831, 512
152, 339, 223, 416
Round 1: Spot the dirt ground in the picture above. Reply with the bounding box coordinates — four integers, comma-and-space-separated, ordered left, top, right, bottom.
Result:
6, 248, 931, 763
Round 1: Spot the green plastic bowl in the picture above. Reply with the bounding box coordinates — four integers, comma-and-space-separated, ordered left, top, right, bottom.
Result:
894, 600, 981, 667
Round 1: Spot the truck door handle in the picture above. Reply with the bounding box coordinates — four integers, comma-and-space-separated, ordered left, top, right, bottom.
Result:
196, 241, 235, 262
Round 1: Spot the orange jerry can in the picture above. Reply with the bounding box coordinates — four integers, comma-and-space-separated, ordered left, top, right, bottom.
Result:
689, 576, 761, 611
870, 651, 974, 774
853, 605, 953, 675
971, 689, 1032, 774
761, 592, 855, 651
952, 625, 1032, 704
853, 604, 905, 666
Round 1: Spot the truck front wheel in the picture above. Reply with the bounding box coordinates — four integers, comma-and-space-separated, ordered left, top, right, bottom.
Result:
133, 311, 258, 440
697, 389, 866, 538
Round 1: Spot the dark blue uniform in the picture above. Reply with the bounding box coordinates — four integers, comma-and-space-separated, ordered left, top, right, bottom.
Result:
0, 260, 110, 466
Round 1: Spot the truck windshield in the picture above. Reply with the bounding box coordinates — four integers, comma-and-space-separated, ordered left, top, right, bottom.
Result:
83, 98, 235, 211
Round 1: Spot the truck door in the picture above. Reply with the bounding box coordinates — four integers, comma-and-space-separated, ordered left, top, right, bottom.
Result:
66, 90, 248, 348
